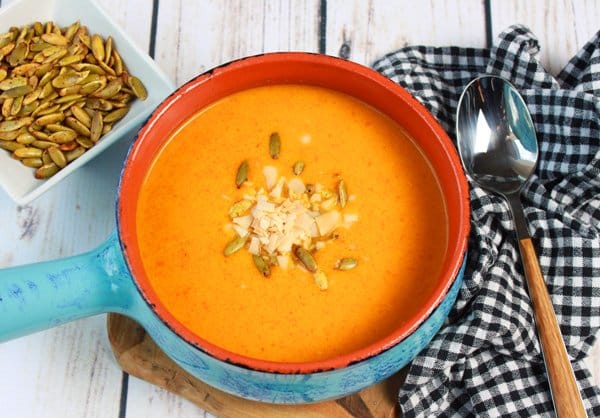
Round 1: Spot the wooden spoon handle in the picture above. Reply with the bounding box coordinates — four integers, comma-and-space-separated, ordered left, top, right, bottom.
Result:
518, 238, 587, 418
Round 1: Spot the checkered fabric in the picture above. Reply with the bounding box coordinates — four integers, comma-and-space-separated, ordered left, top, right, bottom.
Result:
373, 25, 600, 417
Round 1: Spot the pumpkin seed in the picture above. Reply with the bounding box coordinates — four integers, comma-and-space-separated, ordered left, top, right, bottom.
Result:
223, 235, 247, 256
64, 21, 80, 42
94, 78, 121, 99
41, 33, 68, 46
334, 257, 358, 271
59, 85, 81, 96
39, 81, 55, 99
34, 162, 59, 179
128, 76, 147, 100
21, 157, 43, 168
90, 110, 103, 142
0, 76, 27, 90
313, 269, 328, 290
35, 112, 64, 125
10, 95, 23, 115
8, 42, 28, 66
85, 97, 113, 111
103, 107, 128, 123
42, 48, 68, 64
14, 147, 42, 158
104, 36, 113, 64
35, 103, 60, 117
31, 140, 55, 149
0, 117, 33, 132
65, 146, 85, 162
58, 53, 84, 66
269, 132, 281, 159
91, 34, 105, 62
54, 94, 83, 104
229, 199, 254, 218
235, 160, 249, 188
59, 141, 78, 151
65, 116, 91, 136
29, 129, 50, 140
293, 246, 318, 273
16, 132, 36, 144
79, 79, 104, 95
47, 146, 67, 167
337, 179, 348, 208
0, 139, 24, 151
49, 130, 77, 144
252, 255, 271, 277
70, 105, 91, 126
97, 60, 116, 76
112, 49, 123, 75
38, 68, 58, 87
1, 98, 12, 118
46, 123, 70, 132
12, 63, 39, 76
292, 160, 305, 175
76, 137, 94, 148
3, 84, 33, 98
0, 129, 21, 140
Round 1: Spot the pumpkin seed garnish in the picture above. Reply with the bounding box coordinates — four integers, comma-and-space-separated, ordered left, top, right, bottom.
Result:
292, 160, 305, 175
337, 179, 348, 208
223, 235, 247, 257
335, 257, 358, 271
235, 160, 249, 188
229, 199, 253, 218
313, 270, 328, 290
34, 162, 59, 179
293, 245, 318, 273
252, 255, 271, 277
269, 132, 281, 159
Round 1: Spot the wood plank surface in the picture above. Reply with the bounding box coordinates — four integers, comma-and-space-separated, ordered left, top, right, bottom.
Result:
0, 1, 598, 417
489, 0, 600, 74
325, 0, 488, 65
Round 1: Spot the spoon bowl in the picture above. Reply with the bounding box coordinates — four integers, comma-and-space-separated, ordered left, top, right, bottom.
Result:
456, 75, 587, 418
456, 76, 538, 195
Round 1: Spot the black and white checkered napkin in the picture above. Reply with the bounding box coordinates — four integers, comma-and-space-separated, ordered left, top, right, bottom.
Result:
373, 25, 600, 417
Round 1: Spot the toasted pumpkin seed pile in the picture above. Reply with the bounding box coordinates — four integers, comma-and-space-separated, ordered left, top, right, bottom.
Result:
0, 20, 147, 179
224, 131, 359, 290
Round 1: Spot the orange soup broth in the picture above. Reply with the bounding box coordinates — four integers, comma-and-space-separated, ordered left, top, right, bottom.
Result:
136, 84, 447, 363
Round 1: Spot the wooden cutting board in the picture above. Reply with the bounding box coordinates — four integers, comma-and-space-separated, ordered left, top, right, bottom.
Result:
107, 313, 406, 418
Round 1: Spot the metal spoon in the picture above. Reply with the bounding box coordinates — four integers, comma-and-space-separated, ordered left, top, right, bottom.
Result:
456, 75, 587, 418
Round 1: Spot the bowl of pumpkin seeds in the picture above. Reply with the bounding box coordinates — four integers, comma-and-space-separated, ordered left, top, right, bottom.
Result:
0, 0, 174, 204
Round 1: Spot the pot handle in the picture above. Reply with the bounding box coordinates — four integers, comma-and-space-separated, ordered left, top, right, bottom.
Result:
0, 231, 139, 342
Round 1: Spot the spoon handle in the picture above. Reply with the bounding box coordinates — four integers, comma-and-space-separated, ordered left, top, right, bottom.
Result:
518, 237, 587, 418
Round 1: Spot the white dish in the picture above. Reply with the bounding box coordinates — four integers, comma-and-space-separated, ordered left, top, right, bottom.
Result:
0, 0, 175, 205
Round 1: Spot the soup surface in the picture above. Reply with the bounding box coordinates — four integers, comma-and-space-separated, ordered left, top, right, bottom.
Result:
136, 84, 447, 363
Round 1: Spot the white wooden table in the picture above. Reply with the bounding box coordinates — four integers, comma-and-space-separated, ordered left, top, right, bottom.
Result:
0, 1, 598, 417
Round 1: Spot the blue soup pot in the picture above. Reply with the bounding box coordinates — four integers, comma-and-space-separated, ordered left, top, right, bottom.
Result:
0, 53, 470, 403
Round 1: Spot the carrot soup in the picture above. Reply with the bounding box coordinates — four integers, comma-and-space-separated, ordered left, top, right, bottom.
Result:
136, 84, 447, 363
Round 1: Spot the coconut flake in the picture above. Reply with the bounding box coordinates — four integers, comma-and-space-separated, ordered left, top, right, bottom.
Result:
263, 166, 278, 190
315, 210, 341, 236
232, 224, 249, 237
277, 255, 290, 269
287, 177, 305, 196
233, 215, 253, 230
248, 237, 260, 255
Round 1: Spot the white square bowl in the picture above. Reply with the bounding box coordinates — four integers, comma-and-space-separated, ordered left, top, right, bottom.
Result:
0, 0, 175, 205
